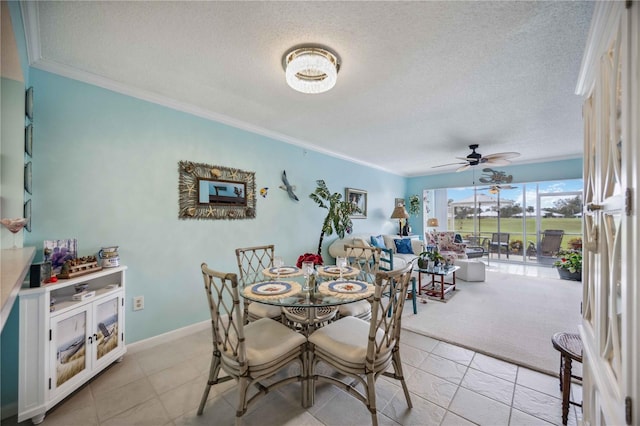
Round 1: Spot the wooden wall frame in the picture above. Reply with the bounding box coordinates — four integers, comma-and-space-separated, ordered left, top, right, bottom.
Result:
178, 161, 256, 220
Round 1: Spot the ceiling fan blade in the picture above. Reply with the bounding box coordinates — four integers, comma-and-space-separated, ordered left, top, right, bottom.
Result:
456, 164, 471, 172
483, 158, 512, 166
484, 152, 520, 160
432, 161, 467, 168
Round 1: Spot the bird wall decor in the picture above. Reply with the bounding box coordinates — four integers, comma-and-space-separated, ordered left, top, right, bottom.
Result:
279, 170, 299, 201
260, 187, 269, 198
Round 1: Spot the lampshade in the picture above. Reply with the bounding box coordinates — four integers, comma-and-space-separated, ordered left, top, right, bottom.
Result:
426, 218, 439, 227
284, 47, 339, 94
390, 205, 409, 219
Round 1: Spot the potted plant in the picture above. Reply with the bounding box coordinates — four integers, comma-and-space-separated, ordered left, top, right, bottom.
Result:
568, 237, 583, 250
309, 180, 361, 258
417, 249, 444, 269
408, 195, 421, 216
553, 249, 582, 281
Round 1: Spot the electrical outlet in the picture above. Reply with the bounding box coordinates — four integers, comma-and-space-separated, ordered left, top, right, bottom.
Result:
133, 296, 144, 311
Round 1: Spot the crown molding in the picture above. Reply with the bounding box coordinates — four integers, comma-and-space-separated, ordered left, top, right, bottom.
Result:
19, 2, 400, 177
27, 58, 399, 177
20, 1, 41, 65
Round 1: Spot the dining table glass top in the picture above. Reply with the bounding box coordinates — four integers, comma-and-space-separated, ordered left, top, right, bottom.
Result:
241, 278, 373, 308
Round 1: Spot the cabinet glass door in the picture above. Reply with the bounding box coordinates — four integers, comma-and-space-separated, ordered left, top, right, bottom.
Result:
50, 307, 89, 394
93, 293, 124, 370
96, 296, 119, 360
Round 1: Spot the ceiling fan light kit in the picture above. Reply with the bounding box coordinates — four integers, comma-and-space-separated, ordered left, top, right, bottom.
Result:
283, 46, 340, 94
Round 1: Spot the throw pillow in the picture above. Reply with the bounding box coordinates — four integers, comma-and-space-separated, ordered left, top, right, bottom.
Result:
394, 238, 414, 254
370, 235, 386, 249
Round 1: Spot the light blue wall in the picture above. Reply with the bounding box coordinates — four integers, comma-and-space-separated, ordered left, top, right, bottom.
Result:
25, 69, 406, 339
0, 67, 406, 413
0, 3, 585, 413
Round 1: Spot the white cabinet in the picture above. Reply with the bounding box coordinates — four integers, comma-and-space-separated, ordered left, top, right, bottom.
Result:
18, 266, 127, 424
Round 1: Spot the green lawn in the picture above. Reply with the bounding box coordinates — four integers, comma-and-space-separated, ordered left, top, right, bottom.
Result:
449, 217, 582, 251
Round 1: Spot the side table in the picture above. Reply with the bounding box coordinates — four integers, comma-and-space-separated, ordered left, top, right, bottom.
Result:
417, 265, 460, 300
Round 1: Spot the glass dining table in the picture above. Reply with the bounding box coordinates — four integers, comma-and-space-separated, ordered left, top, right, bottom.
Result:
241, 265, 374, 333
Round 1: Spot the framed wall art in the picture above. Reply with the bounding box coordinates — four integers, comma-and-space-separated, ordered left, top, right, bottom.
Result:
25, 124, 33, 157
346, 188, 367, 219
24, 161, 32, 194
178, 161, 256, 220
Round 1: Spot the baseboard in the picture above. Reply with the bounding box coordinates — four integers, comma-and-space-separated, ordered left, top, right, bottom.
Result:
126, 320, 209, 354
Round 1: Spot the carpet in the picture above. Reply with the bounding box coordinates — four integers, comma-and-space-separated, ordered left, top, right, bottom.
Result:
401, 270, 583, 376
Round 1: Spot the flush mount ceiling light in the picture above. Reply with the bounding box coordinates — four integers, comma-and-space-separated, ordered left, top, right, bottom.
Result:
283, 46, 340, 94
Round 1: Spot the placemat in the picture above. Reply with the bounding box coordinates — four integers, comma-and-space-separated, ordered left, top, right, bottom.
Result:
243, 281, 302, 301
317, 280, 374, 300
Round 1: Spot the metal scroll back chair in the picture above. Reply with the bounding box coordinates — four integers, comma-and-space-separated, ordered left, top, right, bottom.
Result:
489, 232, 510, 258
307, 263, 414, 426
539, 230, 565, 257
234, 245, 282, 323
198, 263, 307, 421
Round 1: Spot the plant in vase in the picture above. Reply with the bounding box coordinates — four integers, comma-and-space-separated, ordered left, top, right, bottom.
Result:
553, 249, 582, 281
296, 253, 323, 268
417, 249, 444, 269
309, 180, 361, 259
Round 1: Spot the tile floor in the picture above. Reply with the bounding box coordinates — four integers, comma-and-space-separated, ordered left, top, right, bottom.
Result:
4, 261, 582, 426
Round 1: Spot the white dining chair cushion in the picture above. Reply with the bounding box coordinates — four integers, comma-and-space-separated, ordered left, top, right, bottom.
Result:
338, 300, 371, 318
308, 316, 387, 365
248, 301, 282, 319
222, 318, 306, 367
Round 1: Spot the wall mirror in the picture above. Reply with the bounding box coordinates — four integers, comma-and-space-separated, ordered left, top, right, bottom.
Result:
178, 161, 256, 220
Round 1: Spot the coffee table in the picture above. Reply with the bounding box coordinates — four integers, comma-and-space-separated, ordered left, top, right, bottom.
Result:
417, 265, 460, 300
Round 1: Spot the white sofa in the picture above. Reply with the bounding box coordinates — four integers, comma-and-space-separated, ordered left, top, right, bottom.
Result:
328, 234, 424, 270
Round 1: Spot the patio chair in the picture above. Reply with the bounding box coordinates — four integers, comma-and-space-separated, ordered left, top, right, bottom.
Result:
235, 244, 282, 323
539, 230, 565, 257
489, 233, 510, 258
198, 263, 307, 421
308, 263, 414, 426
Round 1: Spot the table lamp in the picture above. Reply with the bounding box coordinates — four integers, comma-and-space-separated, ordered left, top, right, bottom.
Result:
426, 218, 439, 241
390, 205, 409, 235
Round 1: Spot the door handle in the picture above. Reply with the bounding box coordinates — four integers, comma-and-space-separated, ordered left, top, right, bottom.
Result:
587, 203, 603, 211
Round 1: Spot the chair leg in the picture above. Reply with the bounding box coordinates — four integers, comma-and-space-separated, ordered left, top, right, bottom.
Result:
558, 353, 564, 392
561, 356, 572, 425
198, 351, 223, 415
391, 347, 412, 408
366, 372, 378, 426
236, 376, 250, 422
411, 277, 417, 314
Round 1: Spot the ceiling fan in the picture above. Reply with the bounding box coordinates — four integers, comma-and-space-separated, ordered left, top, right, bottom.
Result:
432, 144, 520, 172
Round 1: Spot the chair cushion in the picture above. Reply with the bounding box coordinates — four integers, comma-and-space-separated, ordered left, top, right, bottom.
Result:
248, 301, 282, 319
394, 238, 414, 254
240, 318, 306, 366
309, 316, 387, 366
370, 235, 385, 249
338, 300, 371, 318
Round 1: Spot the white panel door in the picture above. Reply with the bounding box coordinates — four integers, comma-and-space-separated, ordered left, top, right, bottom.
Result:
577, 2, 639, 425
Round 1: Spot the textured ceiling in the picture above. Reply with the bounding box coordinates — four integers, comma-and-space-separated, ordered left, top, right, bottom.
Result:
23, 1, 594, 176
